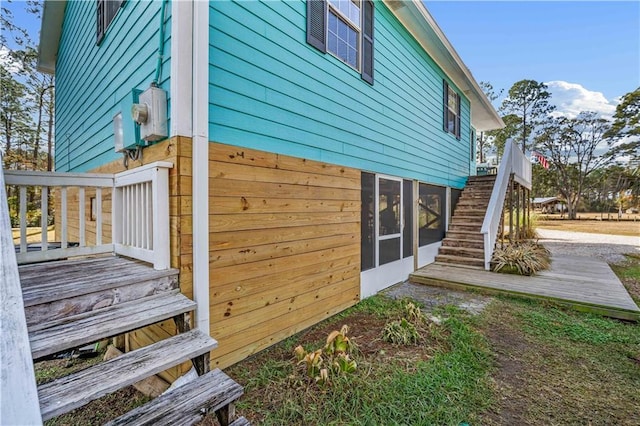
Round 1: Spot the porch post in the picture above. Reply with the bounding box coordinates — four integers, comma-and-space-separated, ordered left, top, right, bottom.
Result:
192, 0, 210, 333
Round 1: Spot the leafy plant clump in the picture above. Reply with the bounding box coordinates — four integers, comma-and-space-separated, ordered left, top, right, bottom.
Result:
491, 241, 551, 276
293, 325, 357, 385
382, 301, 428, 345
382, 318, 419, 344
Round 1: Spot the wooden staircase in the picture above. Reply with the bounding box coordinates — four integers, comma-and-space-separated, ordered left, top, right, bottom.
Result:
435, 175, 496, 268
19, 255, 248, 425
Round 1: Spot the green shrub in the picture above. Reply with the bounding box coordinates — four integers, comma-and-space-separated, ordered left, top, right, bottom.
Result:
382, 318, 420, 344
491, 241, 550, 276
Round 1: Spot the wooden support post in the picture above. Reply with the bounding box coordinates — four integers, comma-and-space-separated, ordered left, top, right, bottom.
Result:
192, 352, 210, 376
174, 312, 191, 334
508, 177, 513, 243
516, 183, 520, 241
215, 403, 236, 426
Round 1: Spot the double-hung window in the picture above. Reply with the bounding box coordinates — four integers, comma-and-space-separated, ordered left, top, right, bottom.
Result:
97, 0, 123, 45
443, 81, 461, 139
307, 0, 374, 84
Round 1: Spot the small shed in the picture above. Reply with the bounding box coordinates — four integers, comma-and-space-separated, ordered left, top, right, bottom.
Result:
532, 197, 566, 213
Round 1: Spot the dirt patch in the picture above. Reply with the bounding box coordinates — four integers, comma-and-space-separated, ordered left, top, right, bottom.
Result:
480, 307, 535, 425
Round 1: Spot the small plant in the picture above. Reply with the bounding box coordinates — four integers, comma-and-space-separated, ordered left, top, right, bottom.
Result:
491, 241, 550, 276
404, 301, 425, 325
382, 318, 420, 344
293, 325, 357, 385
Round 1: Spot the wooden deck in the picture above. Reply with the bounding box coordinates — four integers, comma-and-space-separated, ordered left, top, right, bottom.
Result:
410, 255, 640, 321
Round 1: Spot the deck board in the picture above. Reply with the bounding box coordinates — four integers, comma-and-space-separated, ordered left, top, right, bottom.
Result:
410, 255, 640, 320
19, 256, 179, 307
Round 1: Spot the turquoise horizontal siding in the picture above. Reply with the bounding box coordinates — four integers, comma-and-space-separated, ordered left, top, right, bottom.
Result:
55, 1, 171, 172
209, 0, 473, 188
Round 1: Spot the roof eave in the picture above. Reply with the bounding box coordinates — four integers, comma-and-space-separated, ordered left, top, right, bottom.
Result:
384, 0, 504, 132
37, 0, 67, 75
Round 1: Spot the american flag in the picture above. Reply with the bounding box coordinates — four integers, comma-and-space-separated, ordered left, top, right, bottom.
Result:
532, 151, 549, 169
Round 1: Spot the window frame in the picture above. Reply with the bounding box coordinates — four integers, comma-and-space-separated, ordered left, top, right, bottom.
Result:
326, 0, 362, 71
97, 0, 124, 45
443, 81, 461, 139
306, 0, 374, 85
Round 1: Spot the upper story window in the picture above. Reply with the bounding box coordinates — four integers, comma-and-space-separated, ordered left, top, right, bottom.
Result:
306, 0, 374, 85
443, 81, 461, 139
327, 0, 360, 69
97, 0, 123, 45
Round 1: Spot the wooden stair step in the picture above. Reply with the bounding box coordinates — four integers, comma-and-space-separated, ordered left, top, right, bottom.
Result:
452, 208, 486, 215
435, 254, 484, 268
106, 369, 244, 426
39, 329, 218, 421
229, 416, 251, 426
438, 246, 484, 258
446, 231, 483, 241
29, 291, 196, 359
450, 216, 484, 223
442, 238, 484, 249
449, 223, 481, 232
20, 257, 179, 307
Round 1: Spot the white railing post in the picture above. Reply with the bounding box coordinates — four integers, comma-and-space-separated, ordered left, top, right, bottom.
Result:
112, 162, 172, 270
5, 163, 171, 269
480, 140, 532, 270
0, 162, 43, 425
5, 170, 114, 264
152, 165, 170, 270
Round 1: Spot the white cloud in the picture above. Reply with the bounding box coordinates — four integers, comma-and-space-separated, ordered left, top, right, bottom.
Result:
0, 45, 23, 73
545, 81, 616, 119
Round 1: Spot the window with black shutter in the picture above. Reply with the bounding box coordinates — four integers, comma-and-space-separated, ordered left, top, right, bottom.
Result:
443, 80, 461, 139
306, 0, 374, 85
97, 0, 123, 45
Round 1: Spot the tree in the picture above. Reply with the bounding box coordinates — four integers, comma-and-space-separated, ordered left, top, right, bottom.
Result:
476, 81, 503, 163
535, 112, 612, 219
605, 88, 640, 165
501, 80, 555, 153
0, 1, 53, 171
487, 114, 520, 161
0, 65, 35, 169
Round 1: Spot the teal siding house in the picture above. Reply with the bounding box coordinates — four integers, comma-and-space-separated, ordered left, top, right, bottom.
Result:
39, 0, 503, 369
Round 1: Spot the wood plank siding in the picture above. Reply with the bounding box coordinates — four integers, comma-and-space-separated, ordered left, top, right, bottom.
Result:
209, 0, 472, 189
207, 143, 361, 369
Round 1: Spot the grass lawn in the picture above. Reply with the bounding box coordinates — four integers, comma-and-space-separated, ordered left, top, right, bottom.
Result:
221, 297, 494, 425
12, 225, 55, 243
36, 242, 640, 425
537, 218, 640, 237
217, 265, 640, 425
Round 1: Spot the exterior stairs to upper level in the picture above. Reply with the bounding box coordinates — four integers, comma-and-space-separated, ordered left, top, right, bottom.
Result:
435, 175, 496, 268
19, 255, 248, 425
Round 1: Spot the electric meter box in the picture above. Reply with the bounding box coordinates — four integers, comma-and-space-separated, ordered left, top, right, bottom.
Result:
136, 86, 168, 142
114, 89, 143, 153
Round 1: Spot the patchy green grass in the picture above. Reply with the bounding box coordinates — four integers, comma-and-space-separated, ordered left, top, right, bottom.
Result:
611, 253, 640, 303
225, 296, 494, 426
480, 297, 640, 425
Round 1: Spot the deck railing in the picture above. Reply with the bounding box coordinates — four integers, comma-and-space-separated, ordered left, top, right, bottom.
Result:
4, 162, 172, 270
480, 140, 532, 270
0, 157, 43, 425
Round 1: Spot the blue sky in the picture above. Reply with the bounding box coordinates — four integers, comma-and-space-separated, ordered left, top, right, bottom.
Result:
427, 1, 640, 113
3, 0, 639, 115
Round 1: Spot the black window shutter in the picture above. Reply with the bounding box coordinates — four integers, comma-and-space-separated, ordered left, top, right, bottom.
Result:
97, 0, 105, 44
361, 0, 374, 85
456, 93, 461, 139
443, 80, 449, 133
307, 0, 327, 53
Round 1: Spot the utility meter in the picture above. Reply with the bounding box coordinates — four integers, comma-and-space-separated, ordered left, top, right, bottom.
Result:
131, 86, 168, 142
